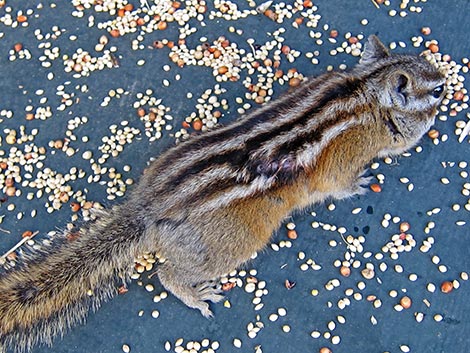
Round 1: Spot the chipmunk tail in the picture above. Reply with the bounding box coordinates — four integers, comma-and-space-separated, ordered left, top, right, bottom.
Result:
0, 205, 146, 353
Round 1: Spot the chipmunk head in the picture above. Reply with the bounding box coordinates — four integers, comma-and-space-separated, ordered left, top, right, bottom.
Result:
358, 35, 447, 156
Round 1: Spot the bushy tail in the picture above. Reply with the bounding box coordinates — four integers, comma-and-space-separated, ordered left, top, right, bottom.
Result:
0, 205, 146, 352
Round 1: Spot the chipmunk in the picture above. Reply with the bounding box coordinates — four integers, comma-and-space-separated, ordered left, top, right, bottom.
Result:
0, 36, 446, 352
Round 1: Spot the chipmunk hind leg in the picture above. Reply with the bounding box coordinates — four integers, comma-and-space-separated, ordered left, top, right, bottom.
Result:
157, 262, 224, 318
151, 220, 224, 317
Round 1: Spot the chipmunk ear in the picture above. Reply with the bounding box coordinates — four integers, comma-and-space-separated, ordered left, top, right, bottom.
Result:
359, 35, 390, 65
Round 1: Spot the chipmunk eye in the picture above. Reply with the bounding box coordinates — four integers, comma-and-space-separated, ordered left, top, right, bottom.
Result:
431, 84, 445, 98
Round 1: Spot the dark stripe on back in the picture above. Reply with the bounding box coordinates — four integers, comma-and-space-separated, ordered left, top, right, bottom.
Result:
165, 74, 359, 190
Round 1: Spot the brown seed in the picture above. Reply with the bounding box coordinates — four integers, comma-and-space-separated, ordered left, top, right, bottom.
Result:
25, 113, 35, 120
123, 3, 133, 11
399, 222, 410, 233
294, 17, 303, 25
137, 108, 146, 117
192, 119, 203, 131
340, 266, 351, 277
366, 295, 377, 302
329, 29, 339, 38
218, 66, 228, 75
213, 49, 221, 59
6, 252, 17, 261
5, 186, 16, 197
263, 9, 277, 21
274, 70, 283, 78
222, 282, 236, 291
287, 229, 297, 240
148, 111, 157, 122
110, 29, 120, 38
281, 45, 290, 55
288, 77, 301, 87
70, 202, 81, 212
440, 281, 453, 293
348, 36, 358, 45
73, 63, 83, 72
17, 15, 27, 23
118, 285, 129, 295
13, 43, 23, 52
66, 232, 80, 241
0, 162, 7, 170
5, 177, 14, 187
197, 4, 206, 13
453, 91, 464, 101
157, 21, 168, 30
54, 139, 64, 149
319, 348, 332, 353
428, 129, 439, 139
82, 201, 94, 209
22, 230, 33, 238
263, 58, 273, 67
246, 276, 258, 284
421, 27, 431, 35
254, 96, 265, 104
303, 0, 313, 8
370, 184, 382, 193
428, 43, 439, 53
400, 296, 412, 309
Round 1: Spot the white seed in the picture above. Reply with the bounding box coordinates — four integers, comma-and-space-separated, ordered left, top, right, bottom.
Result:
331, 335, 341, 345
286, 222, 295, 230
282, 325, 291, 333
82, 150, 93, 160
394, 304, 404, 312
122, 344, 130, 353
311, 330, 321, 338
400, 345, 411, 353
415, 312, 424, 323
434, 314, 443, 322
245, 283, 256, 293
233, 338, 242, 348
438, 265, 448, 273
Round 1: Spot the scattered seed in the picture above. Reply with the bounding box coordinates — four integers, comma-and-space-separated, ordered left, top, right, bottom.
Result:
440, 281, 453, 293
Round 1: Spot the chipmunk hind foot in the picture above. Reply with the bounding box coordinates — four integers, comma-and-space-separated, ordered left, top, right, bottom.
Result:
157, 263, 224, 318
